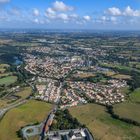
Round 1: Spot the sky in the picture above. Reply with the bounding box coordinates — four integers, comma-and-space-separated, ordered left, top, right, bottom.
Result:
0, 0, 140, 30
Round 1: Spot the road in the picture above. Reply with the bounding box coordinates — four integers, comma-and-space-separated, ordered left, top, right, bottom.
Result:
0, 100, 27, 120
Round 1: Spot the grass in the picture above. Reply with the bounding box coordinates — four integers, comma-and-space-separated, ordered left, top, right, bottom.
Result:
0, 72, 12, 78
73, 72, 96, 78
28, 136, 40, 140
0, 87, 32, 108
0, 75, 17, 86
0, 64, 9, 73
103, 71, 116, 76
15, 87, 32, 99
69, 104, 140, 140
113, 88, 140, 124
114, 102, 140, 123
111, 74, 131, 80
0, 68, 6, 73
0, 64, 9, 68
130, 88, 140, 103
0, 100, 53, 140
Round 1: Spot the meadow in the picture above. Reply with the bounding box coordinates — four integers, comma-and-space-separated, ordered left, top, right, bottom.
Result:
113, 88, 140, 124
0, 75, 17, 86
69, 104, 140, 140
0, 100, 52, 140
0, 87, 32, 108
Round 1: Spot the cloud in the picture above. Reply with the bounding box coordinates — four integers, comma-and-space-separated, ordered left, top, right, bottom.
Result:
0, 0, 10, 3
57, 13, 69, 21
45, 8, 56, 19
33, 8, 40, 16
83, 15, 91, 21
33, 18, 39, 24
123, 6, 140, 17
107, 7, 121, 16
52, 1, 74, 12
107, 6, 140, 17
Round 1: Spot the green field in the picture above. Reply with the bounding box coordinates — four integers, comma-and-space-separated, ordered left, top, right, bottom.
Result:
69, 104, 140, 140
15, 87, 32, 99
114, 103, 140, 123
111, 74, 131, 80
0, 75, 17, 86
113, 88, 140, 124
0, 100, 53, 140
130, 88, 140, 103
0, 87, 32, 108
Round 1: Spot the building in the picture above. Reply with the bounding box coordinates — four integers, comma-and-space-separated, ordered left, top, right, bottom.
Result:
46, 128, 94, 140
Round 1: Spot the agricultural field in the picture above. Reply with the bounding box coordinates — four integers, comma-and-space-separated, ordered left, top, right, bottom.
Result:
69, 104, 140, 140
0, 100, 53, 140
0, 75, 17, 86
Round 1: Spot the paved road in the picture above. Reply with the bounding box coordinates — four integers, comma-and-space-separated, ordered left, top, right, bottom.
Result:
22, 123, 43, 140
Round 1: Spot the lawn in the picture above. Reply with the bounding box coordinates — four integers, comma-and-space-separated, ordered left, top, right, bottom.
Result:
0, 75, 17, 86
0, 100, 53, 140
69, 104, 140, 140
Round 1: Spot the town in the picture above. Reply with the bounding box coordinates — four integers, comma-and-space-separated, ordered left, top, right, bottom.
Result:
23, 51, 127, 108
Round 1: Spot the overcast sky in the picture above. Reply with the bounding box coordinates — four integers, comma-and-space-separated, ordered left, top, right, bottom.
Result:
0, 0, 140, 30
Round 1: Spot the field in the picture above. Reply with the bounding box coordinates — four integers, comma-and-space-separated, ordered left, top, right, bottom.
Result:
15, 87, 32, 99
111, 74, 131, 80
113, 88, 140, 124
114, 103, 140, 123
130, 88, 140, 103
0, 87, 32, 108
0, 64, 9, 73
69, 104, 140, 140
0, 100, 53, 140
0, 75, 17, 86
